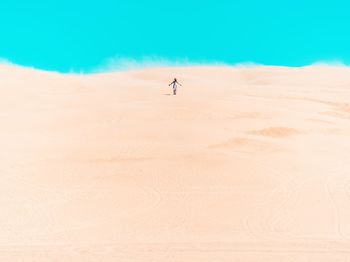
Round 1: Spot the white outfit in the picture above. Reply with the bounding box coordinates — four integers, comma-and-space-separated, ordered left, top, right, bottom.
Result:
172, 83, 177, 95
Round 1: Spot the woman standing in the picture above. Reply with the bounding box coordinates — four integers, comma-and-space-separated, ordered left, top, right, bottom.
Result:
168, 78, 182, 95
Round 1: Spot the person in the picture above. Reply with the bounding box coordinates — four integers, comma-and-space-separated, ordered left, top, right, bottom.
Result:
168, 78, 182, 95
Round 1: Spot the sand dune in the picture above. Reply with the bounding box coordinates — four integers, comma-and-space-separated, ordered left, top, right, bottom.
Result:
1, 65, 350, 261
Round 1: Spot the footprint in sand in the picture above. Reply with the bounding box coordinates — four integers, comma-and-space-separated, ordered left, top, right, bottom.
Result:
209, 137, 281, 152
248, 127, 300, 138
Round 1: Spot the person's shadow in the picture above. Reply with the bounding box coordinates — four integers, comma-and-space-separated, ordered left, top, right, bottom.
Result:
163, 94, 172, 96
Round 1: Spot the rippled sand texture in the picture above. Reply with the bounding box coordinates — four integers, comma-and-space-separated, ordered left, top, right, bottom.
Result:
1, 65, 350, 261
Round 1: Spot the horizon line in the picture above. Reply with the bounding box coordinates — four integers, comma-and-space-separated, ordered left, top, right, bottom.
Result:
0, 57, 349, 76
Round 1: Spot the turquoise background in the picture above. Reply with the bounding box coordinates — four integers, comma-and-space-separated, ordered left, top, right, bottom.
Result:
0, 0, 349, 72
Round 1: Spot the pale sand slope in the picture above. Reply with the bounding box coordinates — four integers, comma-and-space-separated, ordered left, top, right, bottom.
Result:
1, 64, 350, 261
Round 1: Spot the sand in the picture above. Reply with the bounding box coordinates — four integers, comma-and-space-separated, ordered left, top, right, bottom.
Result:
1, 64, 350, 261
